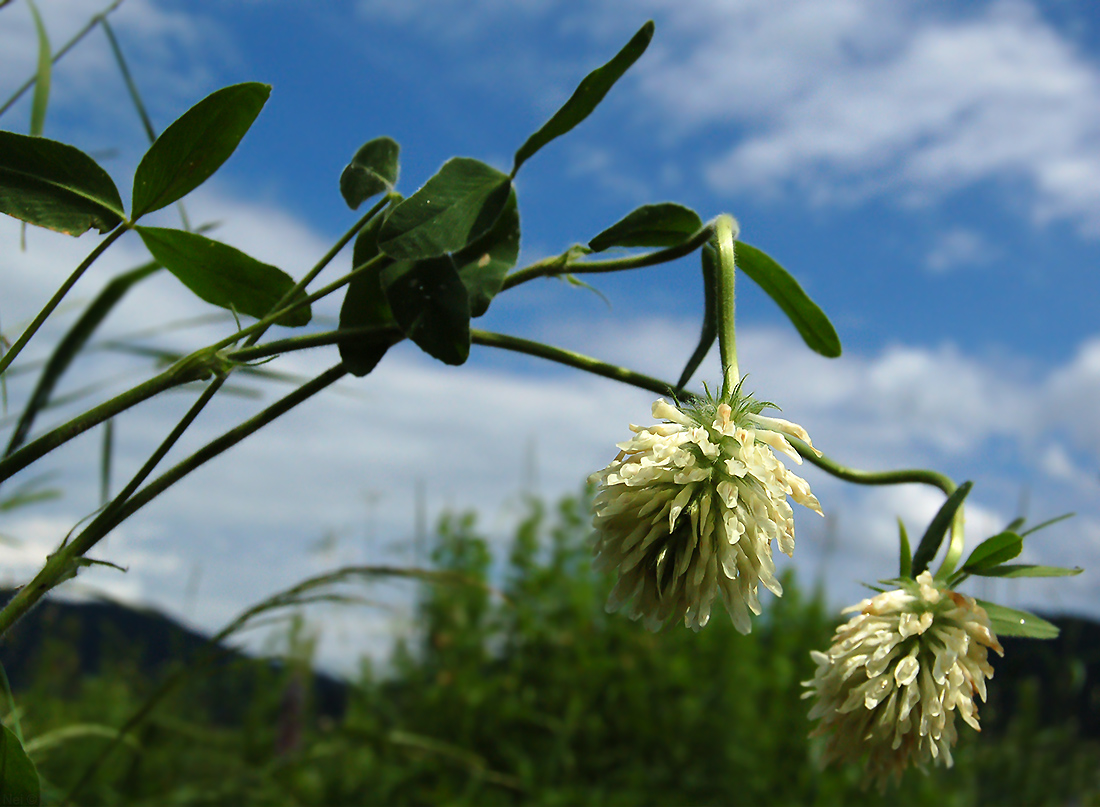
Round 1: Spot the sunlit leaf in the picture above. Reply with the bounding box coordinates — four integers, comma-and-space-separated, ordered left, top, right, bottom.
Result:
379, 158, 510, 261
512, 20, 654, 174
0, 131, 124, 235
978, 601, 1060, 639
972, 564, 1083, 578
136, 226, 310, 326
340, 136, 399, 209
961, 531, 1023, 572
898, 519, 912, 579
132, 82, 270, 218
588, 203, 702, 251
734, 241, 841, 358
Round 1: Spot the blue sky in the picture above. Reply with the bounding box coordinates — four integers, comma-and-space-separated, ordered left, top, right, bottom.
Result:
2, 0, 1099, 672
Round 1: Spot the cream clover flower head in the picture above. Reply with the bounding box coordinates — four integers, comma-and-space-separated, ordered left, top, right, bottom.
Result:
588, 392, 822, 634
803, 570, 1004, 791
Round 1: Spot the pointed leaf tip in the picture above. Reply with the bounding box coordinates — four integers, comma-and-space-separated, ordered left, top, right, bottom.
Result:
734, 241, 841, 358
589, 203, 702, 252
132, 82, 271, 219
512, 20, 655, 175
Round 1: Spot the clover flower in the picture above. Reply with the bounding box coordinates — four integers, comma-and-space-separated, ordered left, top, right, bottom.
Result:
803, 571, 1004, 790
588, 393, 822, 633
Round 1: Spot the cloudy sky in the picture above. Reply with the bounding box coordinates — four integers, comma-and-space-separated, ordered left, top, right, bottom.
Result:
1, 0, 1098, 673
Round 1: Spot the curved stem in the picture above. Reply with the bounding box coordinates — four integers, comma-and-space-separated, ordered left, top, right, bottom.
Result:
0, 226, 127, 377
0, 364, 349, 640
471, 330, 695, 400
712, 214, 740, 399
790, 436, 957, 497
501, 225, 715, 291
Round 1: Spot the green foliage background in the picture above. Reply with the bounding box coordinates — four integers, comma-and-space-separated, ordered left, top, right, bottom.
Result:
1, 491, 1096, 805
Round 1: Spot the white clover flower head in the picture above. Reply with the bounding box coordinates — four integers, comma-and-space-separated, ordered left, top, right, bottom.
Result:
802, 570, 1004, 791
588, 389, 822, 633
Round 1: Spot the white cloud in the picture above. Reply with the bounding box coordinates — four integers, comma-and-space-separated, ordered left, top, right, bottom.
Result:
925, 228, 994, 273
0, 0, 229, 157
345, 0, 1100, 232
637, 0, 1100, 231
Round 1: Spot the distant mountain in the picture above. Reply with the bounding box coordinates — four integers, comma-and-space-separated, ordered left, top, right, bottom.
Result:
0, 589, 348, 722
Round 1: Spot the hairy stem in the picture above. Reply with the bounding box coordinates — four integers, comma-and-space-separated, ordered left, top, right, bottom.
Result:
713, 214, 740, 400
790, 436, 957, 497
471, 330, 693, 399
501, 224, 715, 291
0, 353, 212, 486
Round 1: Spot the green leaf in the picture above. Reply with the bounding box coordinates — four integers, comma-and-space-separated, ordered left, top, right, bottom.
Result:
28, 0, 50, 138
340, 137, 400, 209
379, 158, 511, 261
588, 203, 703, 252
677, 243, 717, 390
961, 530, 1023, 572
978, 601, 1060, 639
135, 226, 310, 326
0, 724, 39, 806
734, 241, 841, 358
381, 255, 471, 366
911, 481, 973, 576
512, 20, 655, 175
899, 519, 912, 579
0, 131, 124, 235
452, 187, 520, 317
972, 564, 1083, 578
339, 215, 398, 376
131, 82, 270, 219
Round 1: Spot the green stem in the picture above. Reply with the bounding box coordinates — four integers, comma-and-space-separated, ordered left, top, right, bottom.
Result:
100, 17, 192, 231
790, 436, 957, 497
0, 226, 127, 377
471, 330, 692, 399
501, 225, 715, 291
0, 364, 348, 640
0, 205, 385, 640
227, 324, 399, 363
90, 203, 386, 516
936, 510, 967, 581
712, 214, 740, 400
0, 0, 124, 119
0, 354, 211, 486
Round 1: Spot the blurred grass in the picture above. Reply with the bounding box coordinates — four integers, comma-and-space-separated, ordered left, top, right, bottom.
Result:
1, 490, 1098, 805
